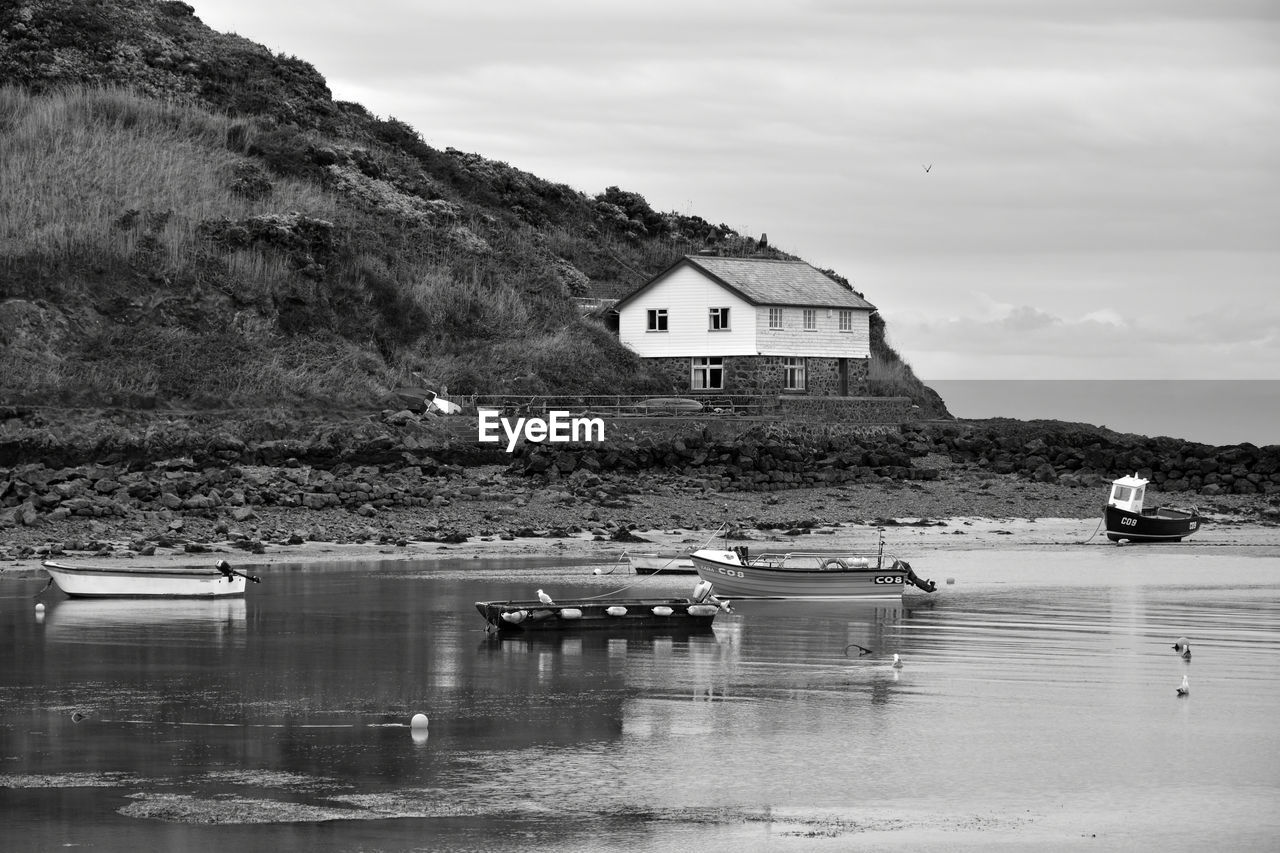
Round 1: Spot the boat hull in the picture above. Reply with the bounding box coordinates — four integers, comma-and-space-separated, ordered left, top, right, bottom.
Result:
691, 549, 918, 599
475, 598, 717, 634
1104, 505, 1203, 543
42, 562, 247, 598
627, 553, 697, 575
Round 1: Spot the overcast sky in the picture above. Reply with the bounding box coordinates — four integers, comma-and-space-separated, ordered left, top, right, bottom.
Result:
196, 1, 1279, 381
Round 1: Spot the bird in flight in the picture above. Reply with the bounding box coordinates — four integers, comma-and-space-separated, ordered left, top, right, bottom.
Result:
922, 164, 932, 173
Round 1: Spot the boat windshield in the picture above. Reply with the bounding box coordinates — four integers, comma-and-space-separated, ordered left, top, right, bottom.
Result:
1111, 485, 1132, 503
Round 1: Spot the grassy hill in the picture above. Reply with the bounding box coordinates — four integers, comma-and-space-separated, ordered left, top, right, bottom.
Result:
0, 0, 948, 416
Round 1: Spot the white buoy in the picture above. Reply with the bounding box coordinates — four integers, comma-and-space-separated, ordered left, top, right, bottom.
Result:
651, 606, 674, 617
606, 606, 628, 617
35, 602, 45, 613
559, 608, 583, 619
411, 713, 429, 729
892, 653, 903, 669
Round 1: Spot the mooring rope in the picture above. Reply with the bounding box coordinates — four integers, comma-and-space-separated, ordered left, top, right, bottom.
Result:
580, 523, 730, 600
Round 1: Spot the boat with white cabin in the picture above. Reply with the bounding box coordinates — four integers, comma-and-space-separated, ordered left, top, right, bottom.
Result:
1103, 474, 1203, 543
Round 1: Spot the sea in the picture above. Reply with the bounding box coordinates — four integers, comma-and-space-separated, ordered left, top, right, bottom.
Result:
928, 380, 1279, 448
4, 553, 1279, 851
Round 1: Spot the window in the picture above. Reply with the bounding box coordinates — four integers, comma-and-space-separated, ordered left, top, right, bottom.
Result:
647, 308, 668, 332
803, 308, 817, 330
783, 357, 806, 391
838, 309, 853, 332
768, 308, 784, 330
691, 357, 724, 390
709, 307, 730, 331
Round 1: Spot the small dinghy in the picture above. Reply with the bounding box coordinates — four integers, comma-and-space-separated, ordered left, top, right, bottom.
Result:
41, 559, 259, 598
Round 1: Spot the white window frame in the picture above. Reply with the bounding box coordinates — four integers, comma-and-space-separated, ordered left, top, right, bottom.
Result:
838, 309, 853, 332
691, 357, 724, 390
768, 307, 784, 330
708, 307, 731, 331
647, 308, 668, 332
783, 357, 806, 391
803, 308, 817, 330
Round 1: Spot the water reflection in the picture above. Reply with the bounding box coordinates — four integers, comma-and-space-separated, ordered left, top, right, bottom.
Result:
43, 597, 247, 647
2, 550, 1279, 852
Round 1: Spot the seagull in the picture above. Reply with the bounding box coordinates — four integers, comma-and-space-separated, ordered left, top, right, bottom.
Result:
536, 589, 554, 605
1173, 637, 1191, 660
1177, 675, 1190, 696
892, 653, 903, 669
922, 164, 932, 173
71, 711, 89, 723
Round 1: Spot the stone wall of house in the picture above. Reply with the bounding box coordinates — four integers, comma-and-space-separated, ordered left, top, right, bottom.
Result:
645, 355, 870, 396
776, 395, 916, 424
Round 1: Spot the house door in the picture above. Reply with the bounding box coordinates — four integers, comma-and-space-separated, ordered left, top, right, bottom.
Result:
838, 359, 849, 396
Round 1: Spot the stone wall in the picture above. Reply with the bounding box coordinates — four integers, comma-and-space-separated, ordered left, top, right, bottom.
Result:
644, 355, 870, 396
777, 395, 916, 424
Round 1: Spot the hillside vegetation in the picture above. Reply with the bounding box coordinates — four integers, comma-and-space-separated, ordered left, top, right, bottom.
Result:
0, 0, 947, 416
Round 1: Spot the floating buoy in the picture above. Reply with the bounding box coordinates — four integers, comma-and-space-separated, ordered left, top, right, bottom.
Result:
410, 713, 429, 729
35, 602, 45, 613
592, 568, 603, 575
892, 653, 903, 669
651, 606, 674, 617
500, 610, 527, 624
559, 608, 583, 619
605, 606, 628, 617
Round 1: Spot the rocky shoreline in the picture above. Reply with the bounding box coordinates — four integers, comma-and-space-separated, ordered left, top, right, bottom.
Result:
2, 407, 1277, 569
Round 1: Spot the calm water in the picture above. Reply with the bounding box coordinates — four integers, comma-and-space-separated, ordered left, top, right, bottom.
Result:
3, 549, 1279, 851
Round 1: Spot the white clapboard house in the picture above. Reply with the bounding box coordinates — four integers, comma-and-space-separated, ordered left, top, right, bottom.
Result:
613, 255, 876, 396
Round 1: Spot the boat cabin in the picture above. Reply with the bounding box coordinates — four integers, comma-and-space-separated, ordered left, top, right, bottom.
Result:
1107, 474, 1148, 514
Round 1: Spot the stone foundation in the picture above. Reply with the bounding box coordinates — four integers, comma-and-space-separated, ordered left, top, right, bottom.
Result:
645, 355, 869, 396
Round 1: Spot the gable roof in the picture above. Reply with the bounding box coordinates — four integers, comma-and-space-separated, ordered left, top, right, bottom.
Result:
614, 256, 876, 311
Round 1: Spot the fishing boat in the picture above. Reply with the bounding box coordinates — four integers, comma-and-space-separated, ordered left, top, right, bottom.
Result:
627, 552, 697, 575
476, 584, 731, 634
690, 540, 937, 600
1103, 474, 1204, 543
40, 559, 260, 599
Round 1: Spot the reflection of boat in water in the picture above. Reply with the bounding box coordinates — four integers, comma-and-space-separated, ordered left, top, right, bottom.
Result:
41, 559, 259, 598
691, 539, 937, 600
1104, 474, 1204, 543
43, 597, 247, 645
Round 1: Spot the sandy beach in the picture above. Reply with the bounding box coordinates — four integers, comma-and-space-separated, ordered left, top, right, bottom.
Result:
6, 471, 1278, 577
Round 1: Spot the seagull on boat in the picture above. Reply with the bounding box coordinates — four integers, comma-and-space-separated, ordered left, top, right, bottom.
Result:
1177, 675, 1190, 696
1173, 637, 1191, 660
536, 589, 554, 605
892, 653, 903, 669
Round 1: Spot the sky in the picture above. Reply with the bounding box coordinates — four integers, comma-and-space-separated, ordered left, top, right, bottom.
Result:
195, 0, 1280, 381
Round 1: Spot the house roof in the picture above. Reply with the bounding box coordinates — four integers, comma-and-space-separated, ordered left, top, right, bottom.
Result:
614, 256, 876, 311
